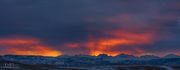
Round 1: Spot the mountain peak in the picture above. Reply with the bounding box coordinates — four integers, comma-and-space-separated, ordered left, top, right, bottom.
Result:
164, 54, 180, 58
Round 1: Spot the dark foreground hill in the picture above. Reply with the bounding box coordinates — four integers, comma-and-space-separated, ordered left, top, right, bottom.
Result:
0, 61, 180, 70
0, 54, 180, 70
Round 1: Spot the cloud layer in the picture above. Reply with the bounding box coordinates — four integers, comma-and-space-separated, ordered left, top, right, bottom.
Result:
0, 0, 179, 56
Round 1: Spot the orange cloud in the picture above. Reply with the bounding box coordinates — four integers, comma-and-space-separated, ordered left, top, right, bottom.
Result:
0, 37, 61, 57
86, 30, 154, 56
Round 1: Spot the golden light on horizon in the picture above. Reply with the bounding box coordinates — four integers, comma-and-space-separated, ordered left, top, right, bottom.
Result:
86, 30, 154, 56
0, 37, 62, 57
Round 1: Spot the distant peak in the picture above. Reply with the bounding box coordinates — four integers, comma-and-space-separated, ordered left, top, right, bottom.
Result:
164, 54, 180, 58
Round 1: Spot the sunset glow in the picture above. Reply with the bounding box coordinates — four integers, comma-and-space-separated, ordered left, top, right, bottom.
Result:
0, 37, 61, 57
0, 0, 179, 56
87, 30, 154, 56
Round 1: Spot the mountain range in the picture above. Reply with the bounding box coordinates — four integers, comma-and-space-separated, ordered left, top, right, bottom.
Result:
0, 54, 180, 66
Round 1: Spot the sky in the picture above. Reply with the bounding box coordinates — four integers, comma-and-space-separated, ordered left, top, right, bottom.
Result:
0, 0, 180, 57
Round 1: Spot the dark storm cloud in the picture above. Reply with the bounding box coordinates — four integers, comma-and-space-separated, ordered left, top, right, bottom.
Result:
0, 0, 180, 56
0, 0, 89, 43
